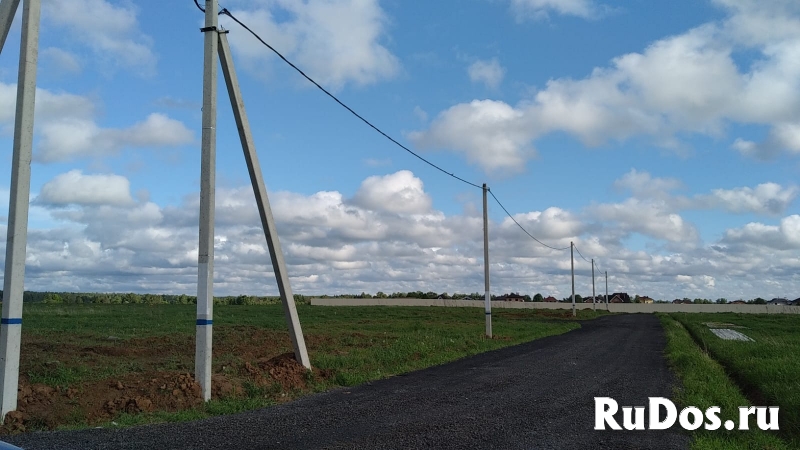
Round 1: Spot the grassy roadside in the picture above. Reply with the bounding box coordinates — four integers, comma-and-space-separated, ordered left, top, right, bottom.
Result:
658, 314, 789, 449
10, 304, 607, 432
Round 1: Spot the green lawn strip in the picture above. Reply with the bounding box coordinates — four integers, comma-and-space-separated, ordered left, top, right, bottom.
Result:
18, 304, 602, 430
658, 314, 789, 450
670, 313, 799, 444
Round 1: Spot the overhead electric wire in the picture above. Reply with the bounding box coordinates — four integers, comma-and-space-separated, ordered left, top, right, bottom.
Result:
218, 8, 483, 190
199, 4, 580, 254
488, 190, 571, 251
573, 243, 591, 263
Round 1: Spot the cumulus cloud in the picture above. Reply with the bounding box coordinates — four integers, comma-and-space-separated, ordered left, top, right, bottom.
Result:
351, 171, 432, 214
613, 170, 798, 216
221, 0, 399, 90
43, 0, 156, 75
0, 83, 194, 162
589, 198, 699, 244
468, 58, 506, 89
411, 3, 800, 172
721, 215, 800, 250
613, 169, 683, 199
408, 99, 532, 172
37, 170, 135, 206
4, 169, 800, 300
37, 113, 194, 162
691, 183, 798, 215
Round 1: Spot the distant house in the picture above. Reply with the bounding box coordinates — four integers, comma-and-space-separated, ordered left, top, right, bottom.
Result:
731, 300, 746, 304
496, 293, 525, 302
672, 299, 682, 304
609, 293, 633, 303
638, 296, 654, 304
610, 292, 631, 303
768, 298, 789, 305
544, 296, 557, 303
792, 298, 800, 306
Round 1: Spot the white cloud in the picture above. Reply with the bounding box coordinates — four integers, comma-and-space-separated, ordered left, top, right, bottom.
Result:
510, 0, 603, 20
590, 198, 699, 244
408, 99, 532, 172
43, 0, 156, 75
721, 215, 800, 250
37, 170, 135, 206
3, 170, 800, 300
692, 183, 798, 215
351, 171, 432, 215
613, 169, 683, 199
468, 58, 506, 89
37, 113, 194, 162
612, 170, 797, 216
221, 0, 399, 90
0, 83, 192, 162
412, 3, 800, 171
41, 47, 82, 74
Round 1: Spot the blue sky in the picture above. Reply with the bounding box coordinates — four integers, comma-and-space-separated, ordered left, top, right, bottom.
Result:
1, 0, 799, 300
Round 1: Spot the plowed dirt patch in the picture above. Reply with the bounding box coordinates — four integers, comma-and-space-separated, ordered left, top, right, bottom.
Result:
1, 326, 330, 434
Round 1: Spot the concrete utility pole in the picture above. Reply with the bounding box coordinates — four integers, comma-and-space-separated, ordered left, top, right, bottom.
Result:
218, 32, 310, 368
194, 3, 312, 400
570, 241, 575, 317
592, 258, 597, 311
195, 0, 219, 401
0, 0, 40, 419
482, 184, 492, 338
0, 0, 19, 53
605, 271, 609, 310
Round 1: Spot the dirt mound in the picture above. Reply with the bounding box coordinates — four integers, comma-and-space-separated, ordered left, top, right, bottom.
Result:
242, 352, 310, 391
0, 328, 330, 435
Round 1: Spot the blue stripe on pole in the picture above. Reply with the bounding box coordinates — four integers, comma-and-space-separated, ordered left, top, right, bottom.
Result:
1, 318, 22, 325
196, 319, 213, 325
485, 312, 491, 315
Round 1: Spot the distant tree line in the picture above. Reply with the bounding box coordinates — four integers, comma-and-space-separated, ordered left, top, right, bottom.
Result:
0, 291, 311, 305
0, 290, 780, 306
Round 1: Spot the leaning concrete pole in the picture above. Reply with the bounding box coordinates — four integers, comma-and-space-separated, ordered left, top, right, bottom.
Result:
217, 32, 310, 369
0, 0, 39, 420
195, 0, 219, 401
482, 184, 492, 338
0, 0, 20, 54
570, 241, 575, 317
592, 258, 597, 311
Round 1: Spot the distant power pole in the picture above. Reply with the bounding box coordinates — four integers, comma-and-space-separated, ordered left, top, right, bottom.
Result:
592, 258, 597, 311
605, 271, 609, 310
570, 241, 575, 317
482, 183, 492, 338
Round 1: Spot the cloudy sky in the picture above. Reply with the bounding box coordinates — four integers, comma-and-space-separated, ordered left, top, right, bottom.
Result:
1, 0, 799, 300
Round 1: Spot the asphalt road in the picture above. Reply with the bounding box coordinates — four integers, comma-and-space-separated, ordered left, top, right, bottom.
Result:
7, 314, 690, 449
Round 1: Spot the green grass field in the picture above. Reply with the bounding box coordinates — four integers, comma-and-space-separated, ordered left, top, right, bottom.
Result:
10, 303, 606, 431
661, 313, 798, 449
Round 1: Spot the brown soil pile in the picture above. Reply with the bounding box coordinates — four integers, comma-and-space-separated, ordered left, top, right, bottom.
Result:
0, 327, 329, 434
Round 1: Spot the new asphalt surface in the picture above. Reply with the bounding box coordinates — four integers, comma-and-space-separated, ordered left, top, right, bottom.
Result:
6, 313, 690, 449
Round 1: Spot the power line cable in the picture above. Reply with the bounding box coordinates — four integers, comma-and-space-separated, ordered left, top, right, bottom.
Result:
488, 190, 571, 251
218, 8, 483, 190
573, 243, 591, 263
204, 5, 580, 253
